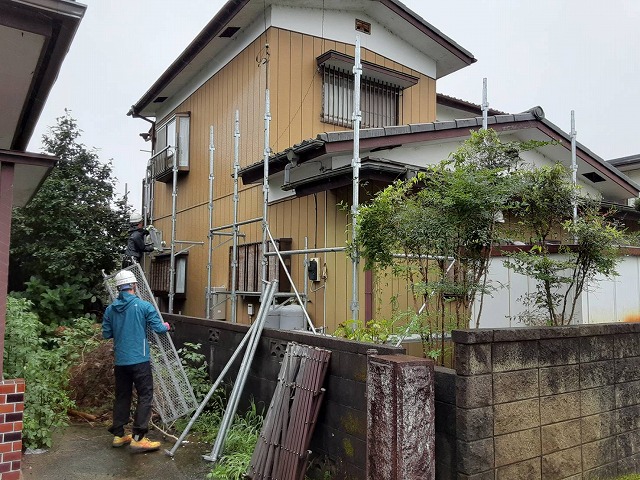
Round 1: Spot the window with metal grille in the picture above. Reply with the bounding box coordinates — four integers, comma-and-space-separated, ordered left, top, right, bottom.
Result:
321, 65, 401, 128
230, 238, 292, 295
149, 253, 188, 296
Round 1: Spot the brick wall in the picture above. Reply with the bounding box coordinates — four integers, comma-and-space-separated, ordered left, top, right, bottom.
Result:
438, 323, 640, 480
0, 379, 23, 480
164, 314, 404, 479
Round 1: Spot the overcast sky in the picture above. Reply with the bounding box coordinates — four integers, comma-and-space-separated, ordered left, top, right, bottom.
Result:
29, 0, 640, 208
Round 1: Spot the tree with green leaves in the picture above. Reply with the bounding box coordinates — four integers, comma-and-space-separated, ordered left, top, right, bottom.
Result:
10, 111, 129, 324
353, 129, 547, 359
505, 165, 623, 326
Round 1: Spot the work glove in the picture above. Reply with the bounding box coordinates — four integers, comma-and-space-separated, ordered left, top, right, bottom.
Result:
163, 322, 171, 331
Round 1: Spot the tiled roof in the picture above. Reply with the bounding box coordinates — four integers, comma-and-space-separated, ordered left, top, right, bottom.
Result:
238, 106, 639, 196
436, 93, 508, 116
608, 154, 640, 167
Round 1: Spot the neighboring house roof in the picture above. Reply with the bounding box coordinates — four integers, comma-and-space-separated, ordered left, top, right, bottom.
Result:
239, 107, 640, 203
436, 92, 508, 117
608, 154, 640, 171
129, 0, 476, 118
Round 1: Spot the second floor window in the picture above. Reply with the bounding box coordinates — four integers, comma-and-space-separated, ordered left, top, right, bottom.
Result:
149, 113, 190, 182
155, 113, 190, 168
318, 50, 419, 130
321, 65, 401, 128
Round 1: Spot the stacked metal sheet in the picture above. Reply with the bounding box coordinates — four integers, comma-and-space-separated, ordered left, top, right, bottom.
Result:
247, 343, 331, 480
103, 263, 198, 424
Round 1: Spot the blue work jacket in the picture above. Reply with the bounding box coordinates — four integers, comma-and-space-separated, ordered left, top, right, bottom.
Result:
102, 292, 168, 366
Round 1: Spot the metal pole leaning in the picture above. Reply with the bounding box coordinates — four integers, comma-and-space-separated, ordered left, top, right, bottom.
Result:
165, 318, 259, 457
203, 281, 277, 463
265, 226, 316, 334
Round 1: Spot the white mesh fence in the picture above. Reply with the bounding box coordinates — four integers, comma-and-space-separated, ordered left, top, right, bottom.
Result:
103, 263, 198, 423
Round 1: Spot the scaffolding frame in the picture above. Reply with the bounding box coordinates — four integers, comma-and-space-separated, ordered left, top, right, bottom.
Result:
143, 38, 366, 332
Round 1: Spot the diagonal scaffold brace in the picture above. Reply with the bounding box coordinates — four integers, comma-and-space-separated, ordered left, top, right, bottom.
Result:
165, 280, 278, 459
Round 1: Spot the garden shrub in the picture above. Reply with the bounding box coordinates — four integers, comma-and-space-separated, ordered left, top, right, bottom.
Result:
4, 297, 106, 448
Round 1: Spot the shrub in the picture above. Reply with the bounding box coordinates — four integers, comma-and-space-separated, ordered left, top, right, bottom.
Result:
4, 297, 106, 448
4, 297, 73, 448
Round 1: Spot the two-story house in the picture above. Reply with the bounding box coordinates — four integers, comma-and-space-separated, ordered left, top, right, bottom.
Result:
129, 0, 639, 330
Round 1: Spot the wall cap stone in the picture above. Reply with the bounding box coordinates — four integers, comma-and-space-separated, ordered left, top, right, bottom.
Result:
452, 323, 640, 345
166, 314, 405, 355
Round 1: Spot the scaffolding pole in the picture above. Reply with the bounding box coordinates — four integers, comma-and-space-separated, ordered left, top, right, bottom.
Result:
350, 35, 362, 322
261, 87, 271, 292
206, 125, 215, 318
482, 77, 488, 130
231, 111, 240, 323
571, 110, 578, 228
169, 151, 178, 313
266, 226, 316, 333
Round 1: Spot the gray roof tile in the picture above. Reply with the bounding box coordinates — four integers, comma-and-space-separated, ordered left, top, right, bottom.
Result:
495, 115, 515, 124
455, 118, 479, 128
434, 120, 456, 130
513, 113, 535, 122
384, 125, 411, 136
409, 123, 435, 133
360, 128, 385, 139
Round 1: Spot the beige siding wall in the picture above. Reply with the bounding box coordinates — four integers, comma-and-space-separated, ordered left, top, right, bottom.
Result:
148, 28, 436, 331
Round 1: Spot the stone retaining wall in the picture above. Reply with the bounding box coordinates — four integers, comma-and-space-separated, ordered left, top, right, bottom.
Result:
438, 323, 640, 480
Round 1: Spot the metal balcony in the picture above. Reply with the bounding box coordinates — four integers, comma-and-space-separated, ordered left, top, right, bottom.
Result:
148, 146, 189, 183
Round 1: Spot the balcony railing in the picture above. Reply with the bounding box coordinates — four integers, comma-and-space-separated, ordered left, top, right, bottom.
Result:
148, 146, 189, 183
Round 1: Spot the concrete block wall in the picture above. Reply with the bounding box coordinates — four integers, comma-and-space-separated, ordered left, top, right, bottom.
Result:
0, 379, 23, 480
164, 314, 403, 479
446, 323, 640, 480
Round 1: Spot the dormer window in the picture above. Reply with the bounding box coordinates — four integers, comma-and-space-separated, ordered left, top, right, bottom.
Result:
317, 51, 418, 129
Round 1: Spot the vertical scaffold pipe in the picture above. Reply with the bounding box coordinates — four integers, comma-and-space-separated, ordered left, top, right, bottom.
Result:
231, 111, 240, 323
261, 87, 271, 293
482, 78, 488, 130
206, 125, 215, 318
571, 110, 578, 229
350, 35, 362, 323
169, 150, 178, 313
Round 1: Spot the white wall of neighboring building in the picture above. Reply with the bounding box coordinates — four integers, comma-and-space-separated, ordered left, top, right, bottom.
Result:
472, 254, 639, 328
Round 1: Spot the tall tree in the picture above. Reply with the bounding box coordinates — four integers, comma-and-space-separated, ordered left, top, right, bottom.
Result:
10, 111, 129, 312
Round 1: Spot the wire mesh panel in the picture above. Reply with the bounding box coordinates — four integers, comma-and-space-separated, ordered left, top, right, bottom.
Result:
103, 263, 198, 423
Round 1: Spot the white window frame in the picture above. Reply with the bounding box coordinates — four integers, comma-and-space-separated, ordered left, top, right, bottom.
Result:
154, 113, 190, 168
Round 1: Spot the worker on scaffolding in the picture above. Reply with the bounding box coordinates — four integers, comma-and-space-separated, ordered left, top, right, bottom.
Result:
123, 212, 155, 267
103, 270, 170, 452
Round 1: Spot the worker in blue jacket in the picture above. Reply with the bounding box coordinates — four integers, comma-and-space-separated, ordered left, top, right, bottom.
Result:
102, 269, 170, 452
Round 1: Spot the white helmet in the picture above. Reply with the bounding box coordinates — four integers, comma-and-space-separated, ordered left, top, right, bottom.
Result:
129, 213, 143, 224
114, 270, 137, 290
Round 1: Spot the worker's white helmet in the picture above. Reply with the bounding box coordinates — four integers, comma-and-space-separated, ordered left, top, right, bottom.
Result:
114, 270, 137, 291
129, 213, 143, 224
